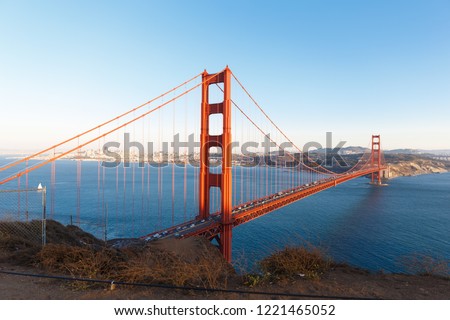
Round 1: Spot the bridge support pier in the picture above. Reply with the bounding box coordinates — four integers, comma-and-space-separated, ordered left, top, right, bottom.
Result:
220, 223, 233, 262
198, 67, 234, 262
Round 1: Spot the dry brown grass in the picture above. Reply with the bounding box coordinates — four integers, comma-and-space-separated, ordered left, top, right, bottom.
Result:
37, 242, 231, 289
37, 244, 124, 289
258, 245, 331, 281
30, 225, 231, 289
1, 220, 232, 290
116, 241, 231, 288
38, 245, 122, 278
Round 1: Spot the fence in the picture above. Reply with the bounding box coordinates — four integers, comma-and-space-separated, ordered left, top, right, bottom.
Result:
0, 187, 47, 247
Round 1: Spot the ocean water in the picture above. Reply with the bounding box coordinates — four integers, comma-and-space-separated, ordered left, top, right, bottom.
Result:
233, 172, 450, 272
1, 156, 449, 273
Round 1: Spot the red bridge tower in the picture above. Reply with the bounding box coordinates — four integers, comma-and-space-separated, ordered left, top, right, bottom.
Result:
371, 135, 382, 185
198, 67, 233, 262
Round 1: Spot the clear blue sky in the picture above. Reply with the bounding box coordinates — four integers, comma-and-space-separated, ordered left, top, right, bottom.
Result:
1, 0, 449, 151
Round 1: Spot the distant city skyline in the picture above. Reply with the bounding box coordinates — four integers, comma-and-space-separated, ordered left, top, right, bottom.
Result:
1, 1, 449, 151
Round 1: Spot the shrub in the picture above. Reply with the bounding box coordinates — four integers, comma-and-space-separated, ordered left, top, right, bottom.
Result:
259, 245, 331, 280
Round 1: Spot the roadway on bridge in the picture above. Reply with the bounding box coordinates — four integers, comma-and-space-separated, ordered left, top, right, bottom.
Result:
143, 165, 387, 242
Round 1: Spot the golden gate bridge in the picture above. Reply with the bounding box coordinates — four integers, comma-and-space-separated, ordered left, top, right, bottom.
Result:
0, 67, 387, 262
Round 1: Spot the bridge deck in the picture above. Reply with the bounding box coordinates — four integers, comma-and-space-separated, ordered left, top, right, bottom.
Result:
142, 166, 387, 242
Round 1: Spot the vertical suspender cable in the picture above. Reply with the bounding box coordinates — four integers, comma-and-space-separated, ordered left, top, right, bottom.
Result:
115, 120, 119, 234
131, 156, 135, 236
97, 132, 101, 231
234, 108, 238, 206
147, 113, 151, 231
141, 121, 145, 235
172, 91, 175, 225
122, 127, 127, 236
102, 156, 106, 239
77, 144, 81, 226
241, 113, 244, 204
25, 160, 28, 220
157, 105, 162, 229
17, 176, 21, 218
51, 149, 56, 218
115, 162, 118, 233
131, 114, 136, 236
183, 84, 187, 221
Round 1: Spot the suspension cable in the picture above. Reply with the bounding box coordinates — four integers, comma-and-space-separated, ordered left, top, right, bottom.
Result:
0, 71, 226, 186
219, 83, 333, 176
231, 71, 337, 175
0, 73, 203, 172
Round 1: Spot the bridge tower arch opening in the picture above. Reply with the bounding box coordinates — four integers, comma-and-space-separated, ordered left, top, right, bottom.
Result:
198, 67, 233, 262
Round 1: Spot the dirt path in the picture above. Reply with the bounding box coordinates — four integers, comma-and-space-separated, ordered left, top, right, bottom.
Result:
1, 263, 448, 300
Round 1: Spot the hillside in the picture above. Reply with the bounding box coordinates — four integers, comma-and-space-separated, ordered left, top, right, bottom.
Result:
384, 154, 450, 178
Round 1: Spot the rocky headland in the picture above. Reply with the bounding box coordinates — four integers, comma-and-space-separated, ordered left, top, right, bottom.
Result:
384, 154, 450, 178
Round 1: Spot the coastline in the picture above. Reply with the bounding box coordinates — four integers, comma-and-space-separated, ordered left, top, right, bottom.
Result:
387, 169, 449, 180
387, 163, 449, 179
